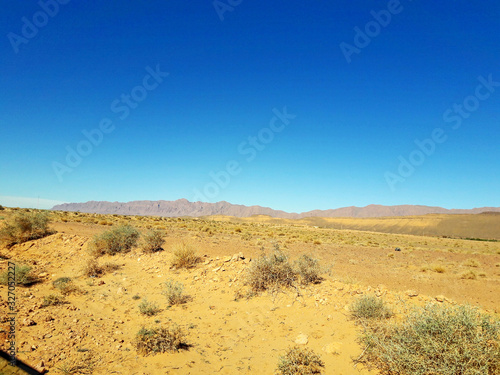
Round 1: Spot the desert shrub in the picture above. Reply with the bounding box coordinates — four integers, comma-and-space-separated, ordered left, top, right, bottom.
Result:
41, 294, 67, 307
460, 270, 477, 280
0, 211, 52, 246
0, 205, 4, 210
163, 280, 188, 306
246, 245, 297, 294
431, 264, 446, 273
170, 242, 200, 269
83, 258, 120, 277
138, 299, 160, 316
350, 295, 392, 320
52, 277, 79, 295
135, 325, 187, 355
276, 346, 325, 375
88, 225, 140, 256
295, 254, 322, 285
142, 229, 164, 253
463, 258, 481, 268
356, 303, 500, 374
0, 264, 37, 286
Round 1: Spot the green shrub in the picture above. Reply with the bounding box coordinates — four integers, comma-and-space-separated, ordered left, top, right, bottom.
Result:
0, 264, 37, 286
142, 229, 164, 253
52, 277, 80, 295
170, 242, 200, 269
82, 258, 120, 277
138, 299, 160, 316
356, 303, 500, 374
0, 211, 52, 246
295, 254, 322, 285
41, 294, 67, 307
88, 225, 140, 256
135, 325, 187, 355
163, 280, 188, 306
277, 346, 325, 374
246, 245, 296, 294
350, 295, 392, 320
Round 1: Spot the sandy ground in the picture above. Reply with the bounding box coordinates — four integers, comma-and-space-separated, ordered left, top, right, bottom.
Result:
0, 215, 499, 374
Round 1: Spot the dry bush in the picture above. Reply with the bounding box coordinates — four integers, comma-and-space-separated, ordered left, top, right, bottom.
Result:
52, 277, 80, 295
431, 264, 446, 273
56, 350, 99, 374
0, 264, 37, 286
295, 254, 322, 285
138, 299, 160, 316
41, 294, 67, 307
0, 211, 52, 246
276, 346, 325, 375
350, 295, 392, 320
245, 245, 297, 294
135, 325, 187, 355
463, 258, 481, 268
356, 304, 500, 374
88, 225, 140, 257
83, 258, 120, 277
163, 279, 189, 306
460, 270, 477, 280
171, 242, 200, 269
141, 229, 165, 253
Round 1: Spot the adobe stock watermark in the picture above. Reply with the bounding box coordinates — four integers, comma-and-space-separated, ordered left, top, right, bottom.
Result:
340, 0, 410, 64
52, 64, 169, 182
192, 107, 296, 202
213, 0, 242, 21
7, 0, 71, 54
384, 74, 499, 191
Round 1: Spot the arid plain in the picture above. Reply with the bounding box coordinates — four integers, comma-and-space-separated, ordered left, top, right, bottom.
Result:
1, 208, 499, 374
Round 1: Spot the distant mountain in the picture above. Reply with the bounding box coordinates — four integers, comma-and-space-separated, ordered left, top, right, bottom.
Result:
51, 199, 500, 218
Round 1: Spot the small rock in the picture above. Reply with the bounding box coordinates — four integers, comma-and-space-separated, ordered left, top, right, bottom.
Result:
23, 318, 36, 327
38, 272, 48, 278
212, 266, 221, 272
295, 334, 308, 345
406, 290, 418, 297
435, 295, 446, 302
223, 256, 232, 262
117, 287, 126, 295
97, 280, 105, 286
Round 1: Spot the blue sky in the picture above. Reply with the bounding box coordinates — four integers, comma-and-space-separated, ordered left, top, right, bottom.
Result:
1, 1, 499, 212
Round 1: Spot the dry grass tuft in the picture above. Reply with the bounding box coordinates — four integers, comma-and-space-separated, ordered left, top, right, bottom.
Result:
141, 229, 165, 253
138, 299, 160, 316
350, 295, 392, 320
88, 225, 140, 257
295, 254, 322, 285
135, 325, 187, 355
0, 264, 38, 286
0, 211, 53, 246
41, 294, 67, 307
276, 346, 325, 374
171, 242, 200, 269
163, 279, 189, 306
460, 270, 477, 280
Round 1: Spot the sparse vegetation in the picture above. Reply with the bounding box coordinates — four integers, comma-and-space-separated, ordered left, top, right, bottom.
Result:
0, 264, 37, 286
350, 295, 392, 320
82, 258, 120, 277
0, 211, 52, 246
460, 270, 478, 280
356, 304, 500, 375
88, 225, 140, 256
276, 346, 325, 375
53, 277, 79, 295
246, 245, 297, 294
170, 242, 200, 269
42, 294, 67, 307
163, 279, 188, 305
295, 254, 322, 285
138, 299, 160, 316
463, 258, 481, 267
135, 325, 187, 355
141, 228, 164, 253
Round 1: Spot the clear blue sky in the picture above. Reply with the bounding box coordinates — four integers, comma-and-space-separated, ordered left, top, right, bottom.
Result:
1, 1, 499, 212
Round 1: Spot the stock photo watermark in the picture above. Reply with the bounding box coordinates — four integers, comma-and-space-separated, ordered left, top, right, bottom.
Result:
52, 64, 169, 182
7, 0, 71, 54
384, 74, 499, 191
192, 106, 296, 202
213, 0, 242, 21
7, 262, 17, 366
340, 0, 410, 64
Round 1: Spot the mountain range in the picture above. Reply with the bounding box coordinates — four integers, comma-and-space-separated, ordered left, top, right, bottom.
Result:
51, 199, 500, 218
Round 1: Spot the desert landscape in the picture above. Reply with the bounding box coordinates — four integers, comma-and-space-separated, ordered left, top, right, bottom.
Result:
1, 206, 499, 374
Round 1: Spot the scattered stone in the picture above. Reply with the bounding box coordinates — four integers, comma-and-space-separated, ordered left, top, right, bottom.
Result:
295, 334, 308, 345
97, 280, 105, 286
38, 272, 48, 278
23, 318, 36, 327
435, 295, 446, 302
406, 290, 418, 297
223, 256, 232, 262
212, 266, 221, 272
